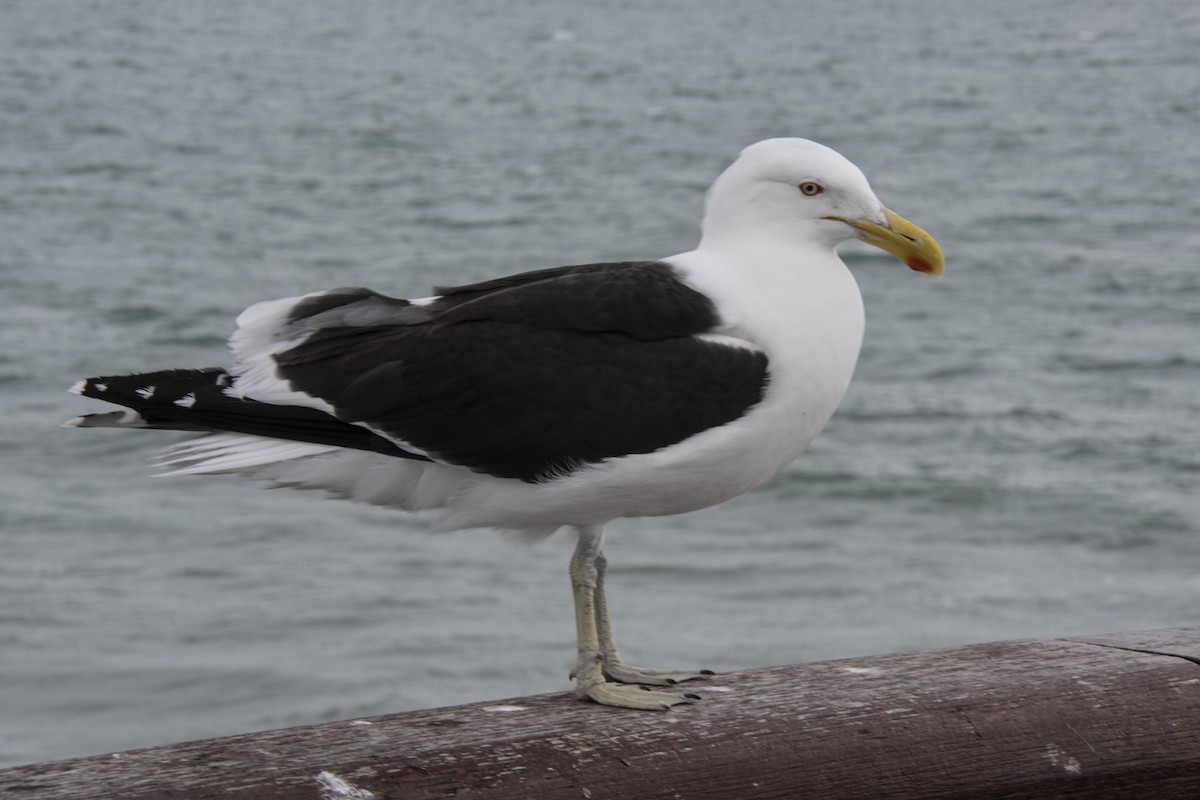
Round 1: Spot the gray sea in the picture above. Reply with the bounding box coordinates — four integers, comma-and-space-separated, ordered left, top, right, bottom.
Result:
2, 0, 1198, 768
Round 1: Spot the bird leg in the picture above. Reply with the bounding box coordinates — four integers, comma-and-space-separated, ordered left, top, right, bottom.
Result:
568, 525, 708, 710
593, 546, 715, 687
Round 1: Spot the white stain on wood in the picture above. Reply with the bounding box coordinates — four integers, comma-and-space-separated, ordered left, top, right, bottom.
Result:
1044, 744, 1082, 775
315, 770, 376, 799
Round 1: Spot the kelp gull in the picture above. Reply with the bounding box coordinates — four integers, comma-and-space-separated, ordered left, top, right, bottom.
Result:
66, 138, 944, 710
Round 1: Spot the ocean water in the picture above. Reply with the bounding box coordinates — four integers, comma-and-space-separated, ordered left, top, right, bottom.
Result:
2, 0, 1199, 768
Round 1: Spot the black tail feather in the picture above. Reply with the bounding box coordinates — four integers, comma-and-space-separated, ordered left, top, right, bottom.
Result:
67, 368, 427, 460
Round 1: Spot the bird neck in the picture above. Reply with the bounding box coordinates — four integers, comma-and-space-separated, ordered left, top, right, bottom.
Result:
671, 237, 863, 349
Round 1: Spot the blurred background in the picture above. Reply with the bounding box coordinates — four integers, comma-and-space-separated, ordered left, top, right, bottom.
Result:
2, 0, 1198, 767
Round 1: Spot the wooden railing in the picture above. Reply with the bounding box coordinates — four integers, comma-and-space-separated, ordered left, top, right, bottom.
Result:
3, 628, 1198, 799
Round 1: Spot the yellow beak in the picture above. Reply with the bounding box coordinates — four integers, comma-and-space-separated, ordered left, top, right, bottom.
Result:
830, 208, 945, 276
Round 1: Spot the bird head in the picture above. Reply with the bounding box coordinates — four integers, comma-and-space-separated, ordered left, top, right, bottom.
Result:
700, 138, 944, 276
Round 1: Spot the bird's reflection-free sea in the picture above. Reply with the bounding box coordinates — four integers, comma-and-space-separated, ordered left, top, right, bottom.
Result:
2, 0, 1198, 767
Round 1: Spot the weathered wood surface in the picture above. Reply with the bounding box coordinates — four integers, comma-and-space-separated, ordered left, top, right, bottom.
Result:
3, 628, 1199, 799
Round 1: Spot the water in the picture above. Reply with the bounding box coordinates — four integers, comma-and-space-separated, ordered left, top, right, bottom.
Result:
2, 0, 1198, 768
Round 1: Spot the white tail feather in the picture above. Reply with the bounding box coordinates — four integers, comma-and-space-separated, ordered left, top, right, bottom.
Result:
154, 433, 483, 514
156, 433, 340, 475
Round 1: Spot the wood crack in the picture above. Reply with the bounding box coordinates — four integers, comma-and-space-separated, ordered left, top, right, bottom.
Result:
1063, 638, 1200, 667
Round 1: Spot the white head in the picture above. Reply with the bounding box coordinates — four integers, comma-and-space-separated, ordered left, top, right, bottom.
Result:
700, 138, 943, 275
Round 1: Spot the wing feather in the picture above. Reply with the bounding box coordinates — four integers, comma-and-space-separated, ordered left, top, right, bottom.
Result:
275, 262, 768, 482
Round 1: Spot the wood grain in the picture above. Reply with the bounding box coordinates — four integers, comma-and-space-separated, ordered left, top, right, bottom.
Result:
3, 628, 1199, 799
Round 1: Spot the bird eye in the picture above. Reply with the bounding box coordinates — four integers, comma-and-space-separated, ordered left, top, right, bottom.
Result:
798, 181, 824, 196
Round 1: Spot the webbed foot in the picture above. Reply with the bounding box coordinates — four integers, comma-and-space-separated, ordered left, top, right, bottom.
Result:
603, 661, 715, 687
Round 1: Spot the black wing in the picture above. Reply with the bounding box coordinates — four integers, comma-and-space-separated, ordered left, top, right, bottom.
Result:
275, 262, 769, 482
